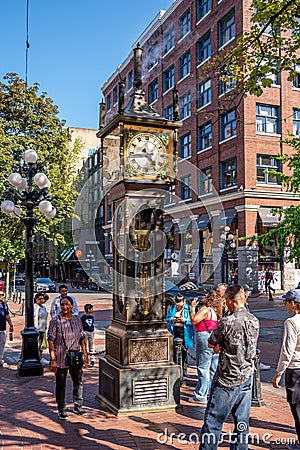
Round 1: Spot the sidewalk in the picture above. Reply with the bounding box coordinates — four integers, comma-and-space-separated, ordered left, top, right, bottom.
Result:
0, 292, 296, 449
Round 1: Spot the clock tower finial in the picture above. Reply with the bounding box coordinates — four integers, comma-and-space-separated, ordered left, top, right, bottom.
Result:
133, 43, 143, 90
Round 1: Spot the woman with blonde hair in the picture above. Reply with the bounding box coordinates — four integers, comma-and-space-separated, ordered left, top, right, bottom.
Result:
189, 290, 223, 405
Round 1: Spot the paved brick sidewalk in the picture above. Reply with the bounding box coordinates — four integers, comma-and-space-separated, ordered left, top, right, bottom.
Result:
0, 291, 296, 449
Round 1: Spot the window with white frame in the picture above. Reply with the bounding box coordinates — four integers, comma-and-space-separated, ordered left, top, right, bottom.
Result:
148, 79, 158, 103
197, 32, 211, 64
293, 108, 300, 137
197, 0, 210, 21
180, 175, 192, 200
199, 167, 212, 195
113, 86, 118, 105
179, 92, 191, 119
163, 65, 174, 92
220, 109, 236, 141
179, 50, 191, 79
148, 43, 158, 70
293, 64, 300, 88
164, 186, 175, 205
258, 57, 280, 86
179, 9, 190, 40
198, 79, 212, 108
256, 104, 280, 134
221, 158, 237, 188
163, 104, 174, 120
179, 133, 192, 158
219, 9, 235, 47
219, 66, 236, 95
163, 25, 174, 55
257, 155, 280, 184
198, 122, 212, 151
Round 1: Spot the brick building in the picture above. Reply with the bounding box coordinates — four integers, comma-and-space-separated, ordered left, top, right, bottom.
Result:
99, 0, 300, 291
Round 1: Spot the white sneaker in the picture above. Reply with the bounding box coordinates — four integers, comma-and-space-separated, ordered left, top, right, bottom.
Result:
260, 362, 271, 370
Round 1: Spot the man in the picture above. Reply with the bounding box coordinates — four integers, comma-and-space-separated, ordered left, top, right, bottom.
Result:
200, 285, 259, 450
50, 284, 79, 319
216, 283, 228, 316
0, 290, 13, 367
265, 267, 275, 301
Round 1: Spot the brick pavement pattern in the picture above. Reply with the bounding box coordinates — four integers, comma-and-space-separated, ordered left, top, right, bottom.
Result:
0, 289, 297, 449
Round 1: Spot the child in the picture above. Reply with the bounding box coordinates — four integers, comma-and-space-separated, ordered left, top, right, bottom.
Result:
80, 304, 95, 367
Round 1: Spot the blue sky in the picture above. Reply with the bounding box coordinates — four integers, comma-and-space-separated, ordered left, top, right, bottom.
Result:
1, 0, 172, 130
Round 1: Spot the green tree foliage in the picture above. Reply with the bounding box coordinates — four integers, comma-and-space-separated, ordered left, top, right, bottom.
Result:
0, 73, 83, 264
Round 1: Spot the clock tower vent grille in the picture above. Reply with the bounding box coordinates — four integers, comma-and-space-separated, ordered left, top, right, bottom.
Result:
133, 377, 168, 404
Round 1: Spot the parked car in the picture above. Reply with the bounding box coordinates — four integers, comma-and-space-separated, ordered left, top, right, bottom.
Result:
165, 280, 206, 308
11, 275, 25, 286
89, 273, 113, 291
34, 277, 56, 293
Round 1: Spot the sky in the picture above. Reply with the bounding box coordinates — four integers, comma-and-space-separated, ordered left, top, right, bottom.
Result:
1, 0, 173, 130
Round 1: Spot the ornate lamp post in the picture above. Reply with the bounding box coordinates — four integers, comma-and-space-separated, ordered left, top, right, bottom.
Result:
1, 149, 56, 377
218, 226, 236, 284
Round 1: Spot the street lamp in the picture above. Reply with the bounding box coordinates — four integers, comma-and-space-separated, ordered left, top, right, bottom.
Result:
218, 225, 236, 284
1, 149, 56, 377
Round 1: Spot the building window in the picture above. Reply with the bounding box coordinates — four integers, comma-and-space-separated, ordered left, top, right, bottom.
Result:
198, 122, 212, 151
198, 79, 212, 108
163, 104, 174, 120
199, 167, 212, 195
197, 32, 211, 64
293, 108, 300, 137
107, 93, 111, 111
163, 65, 174, 92
219, 9, 235, 47
179, 92, 191, 119
180, 175, 192, 200
113, 86, 118, 105
293, 64, 300, 88
220, 109, 236, 141
107, 204, 112, 222
221, 158, 237, 189
148, 79, 158, 103
219, 66, 236, 95
179, 50, 191, 79
256, 104, 280, 134
179, 9, 190, 40
179, 133, 192, 159
257, 155, 280, 184
197, 0, 210, 21
163, 25, 174, 55
128, 71, 133, 90
148, 43, 158, 70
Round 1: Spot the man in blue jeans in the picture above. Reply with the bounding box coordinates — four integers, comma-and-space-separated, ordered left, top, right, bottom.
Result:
200, 285, 259, 450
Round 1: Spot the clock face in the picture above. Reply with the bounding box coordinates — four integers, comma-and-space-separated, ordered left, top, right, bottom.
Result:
127, 133, 167, 175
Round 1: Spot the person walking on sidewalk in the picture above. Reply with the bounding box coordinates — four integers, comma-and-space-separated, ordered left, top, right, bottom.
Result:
200, 285, 259, 450
265, 267, 275, 301
188, 290, 223, 406
50, 284, 79, 319
0, 290, 13, 367
34, 292, 48, 365
80, 304, 95, 367
48, 295, 88, 420
272, 289, 300, 450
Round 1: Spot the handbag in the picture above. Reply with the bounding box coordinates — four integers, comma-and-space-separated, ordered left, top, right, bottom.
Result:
59, 317, 84, 367
40, 331, 48, 350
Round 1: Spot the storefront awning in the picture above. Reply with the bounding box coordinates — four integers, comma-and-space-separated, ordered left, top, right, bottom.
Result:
164, 220, 174, 233
258, 208, 281, 227
215, 209, 236, 226
60, 247, 76, 262
194, 214, 210, 230
174, 217, 192, 233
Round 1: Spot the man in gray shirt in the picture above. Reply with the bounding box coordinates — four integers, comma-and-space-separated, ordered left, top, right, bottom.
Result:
200, 284, 259, 450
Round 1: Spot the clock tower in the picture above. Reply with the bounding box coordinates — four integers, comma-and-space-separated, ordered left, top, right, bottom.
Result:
96, 44, 182, 414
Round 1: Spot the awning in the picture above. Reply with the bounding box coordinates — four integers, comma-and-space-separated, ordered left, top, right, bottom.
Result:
60, 247, 76, 262
174, 217, 192, 233
164, 220, 174, 233
258, 208, 281, 227
215, 209, 236, 226
194, 214, 210, 230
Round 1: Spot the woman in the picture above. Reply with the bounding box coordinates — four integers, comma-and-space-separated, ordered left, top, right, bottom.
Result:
272, 289, 300, 449
48, 295, 89, 420
33, 292, 48, 364
189, 290, 223, 405
166, 293, 194, 380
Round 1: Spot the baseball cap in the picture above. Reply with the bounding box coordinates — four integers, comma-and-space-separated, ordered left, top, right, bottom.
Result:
242, 284, 253, 292
282, 289, 300, 303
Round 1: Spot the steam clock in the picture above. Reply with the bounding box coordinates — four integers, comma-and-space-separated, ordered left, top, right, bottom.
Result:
96, 45, 182, 414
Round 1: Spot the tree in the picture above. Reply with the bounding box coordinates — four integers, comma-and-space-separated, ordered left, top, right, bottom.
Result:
0, 73, 83, 268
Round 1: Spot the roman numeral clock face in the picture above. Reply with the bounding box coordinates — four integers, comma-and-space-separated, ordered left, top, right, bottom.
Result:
127, 133, 167, 176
